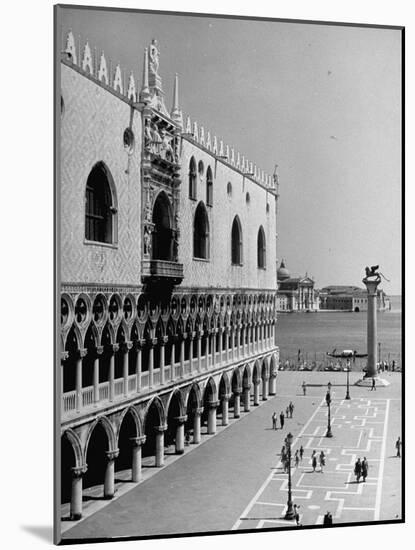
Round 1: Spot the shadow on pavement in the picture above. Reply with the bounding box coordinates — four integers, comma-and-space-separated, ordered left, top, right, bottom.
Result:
21, 525, 53, 543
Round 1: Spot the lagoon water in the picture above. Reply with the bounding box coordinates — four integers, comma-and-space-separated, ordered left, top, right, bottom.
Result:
276, 296, 402, 368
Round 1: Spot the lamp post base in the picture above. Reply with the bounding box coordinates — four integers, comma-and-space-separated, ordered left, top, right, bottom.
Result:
285, 503, 295, 520
326, 427, 333, 438
345, 390, 351, 400
355, 376, 390, 387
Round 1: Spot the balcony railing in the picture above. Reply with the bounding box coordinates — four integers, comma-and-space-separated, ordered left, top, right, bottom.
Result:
62, 343, 278, 418
141, 259, 184, 285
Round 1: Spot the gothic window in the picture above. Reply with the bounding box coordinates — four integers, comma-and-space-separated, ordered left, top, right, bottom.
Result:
189, 157, 197, 200
206, 166, 213, 206
193, 202, 209, 259
257, 226, 266, 268
85, 162, 117, 244
231, 216, 243, 265
152, 192, 172, 261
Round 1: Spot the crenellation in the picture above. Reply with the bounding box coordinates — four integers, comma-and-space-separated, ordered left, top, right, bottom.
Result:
212, 135, 218, 155
199, 126, 205, 146
127, 72, 137, 101
98, 51, 109, 84
219, 140, 224, 157
82, 41, 93, 75
193, 121, 199, 142
113, 64, 123, 94
65, 30, 77, 65
185, 116, 192, 135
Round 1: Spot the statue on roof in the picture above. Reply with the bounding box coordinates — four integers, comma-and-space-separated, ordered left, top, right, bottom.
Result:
149, 39, 160, 78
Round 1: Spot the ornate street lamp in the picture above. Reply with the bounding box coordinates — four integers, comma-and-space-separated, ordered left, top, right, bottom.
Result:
284, 432, 295, 519
345, 359, 351, 400
325, 390, 333, 437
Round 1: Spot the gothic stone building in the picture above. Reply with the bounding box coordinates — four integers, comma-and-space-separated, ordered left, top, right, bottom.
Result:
59, 33, 279, 522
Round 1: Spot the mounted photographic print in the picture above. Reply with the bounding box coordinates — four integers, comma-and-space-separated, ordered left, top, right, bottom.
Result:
54, 4, 403, 545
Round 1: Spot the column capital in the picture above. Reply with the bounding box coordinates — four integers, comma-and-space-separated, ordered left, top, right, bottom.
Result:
207, 400, 219, 409
71, 464, 87, 477
130, 435, 147, 446
233, 387, 242, 396
78, 348, 88, 359
61, 351, 69, 361
106, 449, 119, 461
188, 331, 196, 341
174, 414, 188, 424
122, 341, 133, 352
107, 343, 119, 354
134, 339, 146, 350
221, 394, 231, 402
194, 406, 204, 416
243, 384, 252, 391
149, 337, 158, 347
95, 345, 104, 356
154, 424, 167, 433
253, 379, 261, 386
159, 336, 168, 345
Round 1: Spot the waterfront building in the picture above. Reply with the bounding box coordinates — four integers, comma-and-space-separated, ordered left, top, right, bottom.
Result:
319, 285, 390, 312
59, 33, 279, 520
276, 260, 319, 312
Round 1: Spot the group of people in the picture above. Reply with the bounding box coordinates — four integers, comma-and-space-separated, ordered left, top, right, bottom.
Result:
354, 457, 369, 482
272, 401, 295, 430
280, 443, 305, 472
311, 449, 326, 472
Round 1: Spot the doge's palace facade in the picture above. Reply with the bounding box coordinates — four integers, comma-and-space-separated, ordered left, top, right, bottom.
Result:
59, 32, 280, 521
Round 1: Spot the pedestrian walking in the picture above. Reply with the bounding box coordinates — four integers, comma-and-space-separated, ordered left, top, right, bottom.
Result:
299, 445, 304, 461
371, 377, 376, 391
302, 381, 307, 396
295, 450, 300, 468
396, 437, 402, 458
354, 458, 362, 482
286, 406, 290, 418
323, 511, 333, 526
361, 457, 368, 482
294, 504, 300, 526
281, 445, 286, 458
280, 411, 285, 429
319, 451, 326, 473
272, 412, 277, 430
289, 401, 294, 418
311, 450, 317, 472
185, 431, 190, 446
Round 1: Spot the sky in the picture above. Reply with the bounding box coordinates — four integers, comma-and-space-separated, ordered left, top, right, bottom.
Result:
59, 7, 402, 294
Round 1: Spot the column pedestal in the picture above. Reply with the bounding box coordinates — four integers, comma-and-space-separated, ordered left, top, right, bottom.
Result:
269, 375, 277, 395
234, 392, 241, 418
243, 386, 251, 412
221, 395, 230, 426
155, 425, 166, 467
262, 377, 268, 400
253, 381, 260, 406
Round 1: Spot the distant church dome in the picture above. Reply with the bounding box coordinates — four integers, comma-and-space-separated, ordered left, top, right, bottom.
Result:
277, 259, 291, 281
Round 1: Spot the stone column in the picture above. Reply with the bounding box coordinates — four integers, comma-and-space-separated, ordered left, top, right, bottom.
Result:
234, 390, 241, 418
211, 329, 216, 367
269, 365, 277, 395
70, 465, 87, 520
193, 407, 203, 443
225, 328, 230, 363
135, 340, 144, 393
243, 385, 251, 412
221, 394, 230, 426
61, 351, 68, 410
207, 401, 219, 434
170, 340, 176, 380
180, 335, 185, 377
76, 348, 87, 412
155, 425, 167, 467
108, 344, 119, 402
130, 436, 146, 482
236, 326, 241, 358
262, 376, 268, 400
253, 381, 260, 406
218, 328, 223, 364
159, 337, 167, 385
149, 338, 157, 388
122, 342, 132, 397
93, 346, 103, 405
104, 449, 119, 499
197, 332, 202, 372
174, 415, 188, 454
363, 275, 381, 378
189, 332, 195, 373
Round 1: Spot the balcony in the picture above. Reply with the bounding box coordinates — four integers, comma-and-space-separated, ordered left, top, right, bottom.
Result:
142, 259, 184, 285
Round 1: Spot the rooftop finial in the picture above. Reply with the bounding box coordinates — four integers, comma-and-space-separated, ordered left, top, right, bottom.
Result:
171, 73, 183, 128
139, 48, 150, 102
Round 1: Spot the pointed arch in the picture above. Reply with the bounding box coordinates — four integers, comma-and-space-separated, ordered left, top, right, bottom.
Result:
84, 416, 117, 460
62, 428, 84, 469
193, 201, 210, 259
152, 191, 173, 261
257, 225, 266, 268
85, 161, 117, 244
144, 396, 166, 429
231, 215, 243, 265
117, 406, 143, 441
189, 156, 197, 199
